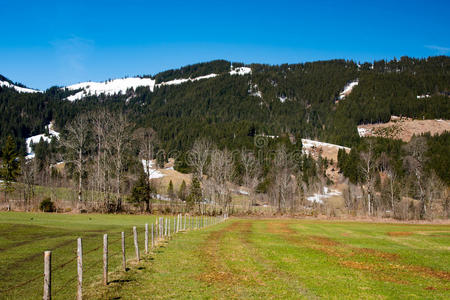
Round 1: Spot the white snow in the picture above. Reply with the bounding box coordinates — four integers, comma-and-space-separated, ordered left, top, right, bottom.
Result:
63, 66, 252, 101
156, 73, 218, 87
230, 66, 252, 76
338, 80, 359, 99
278, 95, 287, 103
249, 84, 262, 98
258, 134, 278, 139
142, 160, 165, 179
65, 77, 156, 101
25, 123, 60, 159
357, 127, 371, 137
239, 190, 249, 195
0, 80, 41, 93
301, 139, 350, 155
252, 91, 262, 98
417, 94, 431, 99
156, 194, 171, 201
307, 186, 342, 204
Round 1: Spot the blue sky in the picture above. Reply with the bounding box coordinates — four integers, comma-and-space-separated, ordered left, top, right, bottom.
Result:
1, 0, 449, 90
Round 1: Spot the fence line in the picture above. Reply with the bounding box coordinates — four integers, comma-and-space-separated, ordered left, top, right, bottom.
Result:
2, 213, 228, 299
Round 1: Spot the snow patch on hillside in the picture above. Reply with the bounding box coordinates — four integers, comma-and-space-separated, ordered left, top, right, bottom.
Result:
142, 160, 165, 179
357, 127, 370, 137
63, 66, 253, 101
65, 77, 156, 101
339, 80, 358, 99
301, 139, 350, 155
156, 73, 218, 87
230, 66, 251, 76
248, 83, 262, 98
25, 123, 60, 159
0, 80, 41, 93
279, 95, 287, 103
307, 187, 342, 204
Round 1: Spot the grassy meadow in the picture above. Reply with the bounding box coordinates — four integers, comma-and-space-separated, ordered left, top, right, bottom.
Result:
1, 213, 449, 299
0, 212, 161, 299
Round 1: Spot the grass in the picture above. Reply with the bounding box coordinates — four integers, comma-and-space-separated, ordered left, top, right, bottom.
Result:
0, 212, 161, 299
1, 214, 449, 299
86, 218, 450, 299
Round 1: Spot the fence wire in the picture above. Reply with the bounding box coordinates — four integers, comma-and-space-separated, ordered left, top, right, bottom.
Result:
1, 215, 227, 299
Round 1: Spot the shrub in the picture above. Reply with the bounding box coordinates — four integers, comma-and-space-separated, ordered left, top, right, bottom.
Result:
39, 198, 55, 212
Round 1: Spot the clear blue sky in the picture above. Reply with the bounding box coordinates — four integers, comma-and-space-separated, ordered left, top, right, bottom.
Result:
1, 0, 449, 90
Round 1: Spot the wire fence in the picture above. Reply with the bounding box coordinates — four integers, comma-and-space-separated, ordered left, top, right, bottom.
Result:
0, 213, 228, 299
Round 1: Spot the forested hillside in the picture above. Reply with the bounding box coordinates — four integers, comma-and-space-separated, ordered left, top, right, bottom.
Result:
0, 56, 449, 219
1, 56, 449, 154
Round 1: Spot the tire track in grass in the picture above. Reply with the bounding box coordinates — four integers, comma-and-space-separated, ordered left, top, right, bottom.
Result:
197, 220, 241, 285
199, 220, 317, 299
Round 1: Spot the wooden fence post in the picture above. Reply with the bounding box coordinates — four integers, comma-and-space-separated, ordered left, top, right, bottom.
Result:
145, 224, 148, 254
43, 251, 51, 300
133, 226, 140, 261
165, 218, 168, 237
151, 223, 154, 249
168, 218, 171, 238
121, 232, 126, 272
77, 238, 83, 300
103, 234, 108, 286
173, 217, 176, 234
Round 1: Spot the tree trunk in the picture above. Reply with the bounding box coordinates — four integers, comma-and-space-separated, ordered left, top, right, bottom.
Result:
78, 149, 82, 202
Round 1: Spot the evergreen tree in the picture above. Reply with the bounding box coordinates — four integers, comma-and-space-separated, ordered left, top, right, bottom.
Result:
0, 135, 20, 207
128, 172, 153, 212
178, 180, 187, 201
167, 180, 175, 200
187, 176, 202, 210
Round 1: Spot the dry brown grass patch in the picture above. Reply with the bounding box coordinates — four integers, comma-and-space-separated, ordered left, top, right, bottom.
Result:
309, 235, 341, 246
387, 231, 413, 237
353, 247, 399, 261
197, 221, 255, 285
339, 260, 372, 270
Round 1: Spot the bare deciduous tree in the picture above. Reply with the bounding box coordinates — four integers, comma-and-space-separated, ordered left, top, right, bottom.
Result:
240, 150, 261, 207
108, 113, 132, 211
272, 145, 295, 213
403, 136, 427, 218
20, 158, 35, 210
359, 141, 376, 215
208, 148, 234, 212
134, 127, 157, 212
91, 110, 113, 209
188, 139, 212, 181
60, 114, 91, 203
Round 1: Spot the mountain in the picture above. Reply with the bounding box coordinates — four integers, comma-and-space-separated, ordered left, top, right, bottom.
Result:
1, 57, 449, 155
0, 75, 41, 93
62, 65, 251, 101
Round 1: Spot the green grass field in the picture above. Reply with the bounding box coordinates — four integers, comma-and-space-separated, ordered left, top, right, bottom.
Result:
0, 212, 161, 299
1, 213, 449, 299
